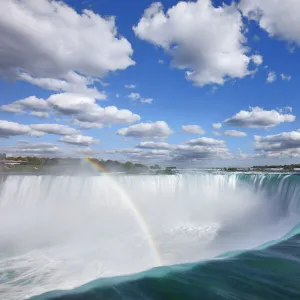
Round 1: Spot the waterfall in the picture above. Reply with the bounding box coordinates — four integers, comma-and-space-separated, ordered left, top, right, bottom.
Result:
1, 173, 300, 299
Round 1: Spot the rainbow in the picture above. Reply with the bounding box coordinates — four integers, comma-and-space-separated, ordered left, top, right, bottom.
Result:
83, 157, 163, 266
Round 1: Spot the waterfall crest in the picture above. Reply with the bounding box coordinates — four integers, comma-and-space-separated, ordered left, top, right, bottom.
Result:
0, 173, 299, 299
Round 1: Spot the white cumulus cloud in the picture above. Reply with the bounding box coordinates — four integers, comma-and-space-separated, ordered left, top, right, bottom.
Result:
117, 121, 173, 139
18, 72, 106, 100
186, 137, 226, 147
59, 134, 99, 146
30, 111, 49, 119
128, 93, 153, 104
136, 141, 173, 150
173, 144, 231, 161
240, 0, 300, 45
267, 71, 277, 83
254, 131, 300, 158
0, 120, 32, 138
2, 142, 62, 155
30, 124, 78, 136
1, 96, 49, 114
125, 84, 136, 89
0, 0, 134, 96
224, 107, 295, 128
212, 123, 222, 130
48, 93, 141, 126
224, 130, 247, 137
181, 125, 205, 135
134, 0, 251, 86
281, 74, 291, 81
140, 98, 153, 104
128, 93, 141, 101
251, 54, 263, 65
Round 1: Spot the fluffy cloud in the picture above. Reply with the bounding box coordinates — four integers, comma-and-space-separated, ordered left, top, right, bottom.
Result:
18, 72, 106, 100
173, 144, 231, 161
1, 104, 23, 114
267, 72, 277, 83
130, 149, 171, 160
212, 123, 222, 130
134, 0, 251, 86
117, 121, 173, 139
59, 134, 99, 146
186, 137, 226, 147
48, 93, 141, 126
181, 125, 205, 135
2, 142, 62, 155
0, 120, 32, 138
18, 143, 61, 154
71, 120, 103, 129
136, 141, 173, 150
3, 93, 141, 128
140, 98, 153, 104
254, 131, 300, 157
30, 124, 78, 136
114, 136, 232, 162
1, 96, 49, 114
106, 148, 171, 161
30, 112, 49, 119
108, 137, 233, 163
224, 107, 295, 128
251, 54, 263, 65
127, 92, 153, 104
281, 74, 291, 81
105, 148, 143, 155
240, 0, 300, 45
125, 84, 136, 89
175, 136, 234, 161
255, 131, 300, 151
224, 130, 247, 137
0, 0, 134, 95
0, 120, 45, 138
128, 93, 141, 100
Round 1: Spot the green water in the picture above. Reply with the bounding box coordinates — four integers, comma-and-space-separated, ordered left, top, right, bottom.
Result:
33, 232, 300, 300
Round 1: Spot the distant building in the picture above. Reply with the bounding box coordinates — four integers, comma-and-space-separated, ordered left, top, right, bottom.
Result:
0, 153, 6, 159
2, 160, 22, 167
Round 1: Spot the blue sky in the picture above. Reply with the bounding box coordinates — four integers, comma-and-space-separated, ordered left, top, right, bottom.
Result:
1, 0, 300, 167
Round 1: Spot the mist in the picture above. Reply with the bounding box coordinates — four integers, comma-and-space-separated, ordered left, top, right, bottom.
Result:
0, 173, 298, 299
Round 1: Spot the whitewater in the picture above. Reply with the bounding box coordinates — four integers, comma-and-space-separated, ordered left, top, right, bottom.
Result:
1, 173, 300, 299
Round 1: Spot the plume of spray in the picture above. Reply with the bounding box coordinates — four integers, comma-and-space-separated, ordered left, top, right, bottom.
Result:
0, 172, 298, 299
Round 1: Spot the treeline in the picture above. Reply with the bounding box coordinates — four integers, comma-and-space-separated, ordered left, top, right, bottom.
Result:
224, 167, 238, 171
88, 159, 176, 174
5, 156, 60, 165
253, 164, 300, 171
88, 158, 149, 174
5, 156, 176, 175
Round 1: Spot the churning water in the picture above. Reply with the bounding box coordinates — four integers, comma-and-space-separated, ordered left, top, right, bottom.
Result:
1, 173, 300, 299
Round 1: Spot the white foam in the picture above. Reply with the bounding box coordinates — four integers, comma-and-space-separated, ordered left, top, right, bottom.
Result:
0, 174, 297, 299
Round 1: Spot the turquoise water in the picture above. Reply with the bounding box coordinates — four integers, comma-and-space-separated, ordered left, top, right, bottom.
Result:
1, 173, 300, 299
33, 233, 300, 300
